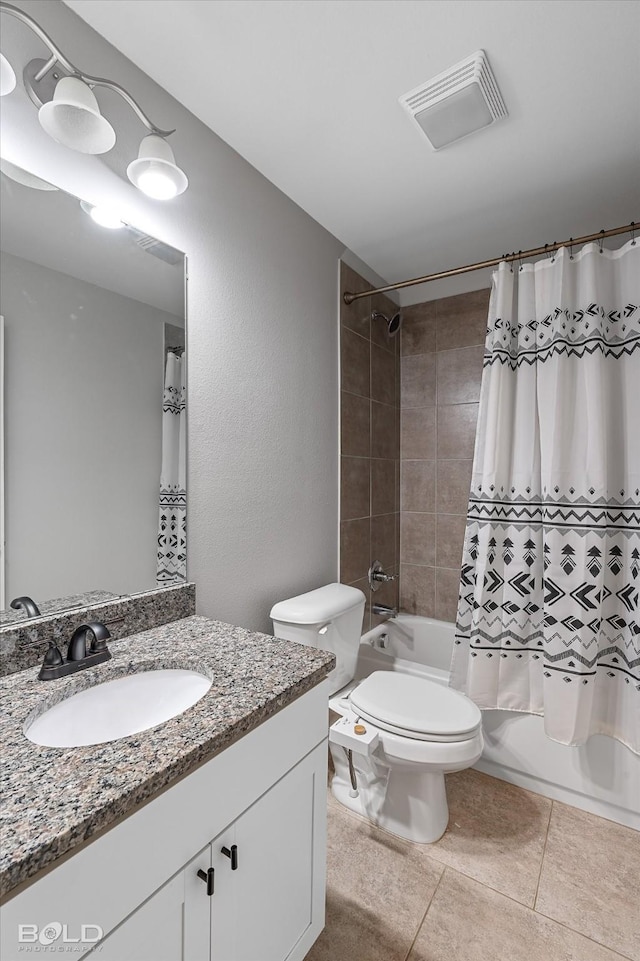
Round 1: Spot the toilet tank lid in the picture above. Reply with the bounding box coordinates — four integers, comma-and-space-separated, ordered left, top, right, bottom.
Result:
270, 583, 365, 625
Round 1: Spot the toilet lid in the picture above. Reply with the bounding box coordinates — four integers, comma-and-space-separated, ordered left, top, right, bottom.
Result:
349, 672, 481, 742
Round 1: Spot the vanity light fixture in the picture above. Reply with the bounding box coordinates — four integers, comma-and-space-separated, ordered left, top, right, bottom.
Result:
0, 51, 15, 95
127, 134, 189, 200
80, 200, 125, 229
38, 75, 116, 155
0, 1, 188, 198
0, 157, 58, 190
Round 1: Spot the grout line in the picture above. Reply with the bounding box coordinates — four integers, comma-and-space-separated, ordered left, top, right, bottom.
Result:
403, 864, 447, 961
533, 798, 554, 910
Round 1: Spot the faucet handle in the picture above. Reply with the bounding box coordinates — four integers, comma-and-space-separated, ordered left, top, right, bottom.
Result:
368, 560, 396, 592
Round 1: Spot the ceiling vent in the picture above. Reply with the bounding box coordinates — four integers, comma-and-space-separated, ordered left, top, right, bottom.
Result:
399, 50, 507, 150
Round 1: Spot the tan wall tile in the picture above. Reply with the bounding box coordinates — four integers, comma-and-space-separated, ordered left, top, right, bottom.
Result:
436, 346, 484, 405
401, 301, 437, 355
340, 456, 370, 521
436, 288, 490, 351
437, 460, 473, 514
341, 390, 370, 457
371, 343, 396, 405
401, 352, 436, 408
400, 512, 436, 567
371, 401, 397, 459
401, 460, 436, 512
341, 326, 370, 398
371, 458, 396, 515
436, 513, 468, 569
347, 576, 371, 634
400, 564, 435, 616
437, 403, 479, 459
371, 513, 397, 571
435, 567, 460, 622
340, 518, 370, 585
402, 407, 436, 460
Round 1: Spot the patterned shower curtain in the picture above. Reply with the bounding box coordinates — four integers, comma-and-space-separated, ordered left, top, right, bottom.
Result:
156, 350, 186, 586
450, 239, 639, 753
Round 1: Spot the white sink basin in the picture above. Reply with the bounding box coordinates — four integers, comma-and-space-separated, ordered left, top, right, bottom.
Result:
25, 669, 212, 748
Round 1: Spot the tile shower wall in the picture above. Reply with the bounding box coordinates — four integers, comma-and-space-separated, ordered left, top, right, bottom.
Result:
400, 290, 489, 621
339, 263, 400, 632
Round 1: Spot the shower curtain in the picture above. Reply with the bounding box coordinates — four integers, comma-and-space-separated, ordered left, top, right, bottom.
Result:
156, 350, 186, 586
450, 239, 639, 753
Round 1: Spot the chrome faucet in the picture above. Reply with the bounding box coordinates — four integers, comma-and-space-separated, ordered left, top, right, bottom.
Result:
372, 603, 397, 618
38, 622, 112, 681
368, 560, 396, 592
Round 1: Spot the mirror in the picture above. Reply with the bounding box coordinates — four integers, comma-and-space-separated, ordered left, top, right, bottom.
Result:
0, 162, 186, 624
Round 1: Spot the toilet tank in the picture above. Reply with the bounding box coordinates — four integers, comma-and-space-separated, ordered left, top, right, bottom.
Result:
270, 584, 366, 695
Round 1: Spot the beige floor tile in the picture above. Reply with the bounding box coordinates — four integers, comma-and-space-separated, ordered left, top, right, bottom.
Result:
408, 868, 625, 961
536, 801, 640, 960
423, 769, 552, 907
305, 799, 443, 961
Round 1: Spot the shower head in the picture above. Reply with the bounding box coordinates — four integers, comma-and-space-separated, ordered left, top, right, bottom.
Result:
372, 310, 403, 337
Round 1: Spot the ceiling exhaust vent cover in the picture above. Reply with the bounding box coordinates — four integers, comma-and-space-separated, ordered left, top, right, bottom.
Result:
400, 50, 507, 150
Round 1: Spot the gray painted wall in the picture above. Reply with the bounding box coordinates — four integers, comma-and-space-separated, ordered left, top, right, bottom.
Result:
2, 1, 345, 631
1, 251, 171, 601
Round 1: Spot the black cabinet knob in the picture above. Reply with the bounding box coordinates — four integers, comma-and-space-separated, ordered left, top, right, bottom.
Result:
197, 867, 215, 895
221, 844, 238, 870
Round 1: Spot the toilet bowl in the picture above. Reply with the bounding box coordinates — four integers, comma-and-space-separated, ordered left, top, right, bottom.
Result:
271, 583, 483, 844
329, 671, 483, 843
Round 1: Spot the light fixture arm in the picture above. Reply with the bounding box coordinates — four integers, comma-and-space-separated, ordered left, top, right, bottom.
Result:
0, 1, 175, 137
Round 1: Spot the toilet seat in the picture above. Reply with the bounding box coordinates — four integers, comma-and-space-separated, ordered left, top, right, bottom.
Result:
349, 671, 481, 743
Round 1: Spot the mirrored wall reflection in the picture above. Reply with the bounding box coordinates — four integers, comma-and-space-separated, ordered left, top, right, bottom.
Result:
0, 162, 187, 623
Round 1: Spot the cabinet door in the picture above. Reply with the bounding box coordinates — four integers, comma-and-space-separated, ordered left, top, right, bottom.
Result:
87, 846, 211, 961
211, 749, 324, 961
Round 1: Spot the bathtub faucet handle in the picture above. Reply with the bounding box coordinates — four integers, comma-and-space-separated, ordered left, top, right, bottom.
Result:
368, 560, 396, 592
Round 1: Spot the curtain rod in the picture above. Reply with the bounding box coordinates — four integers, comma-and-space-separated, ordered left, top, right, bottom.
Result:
343, 222, 636, 305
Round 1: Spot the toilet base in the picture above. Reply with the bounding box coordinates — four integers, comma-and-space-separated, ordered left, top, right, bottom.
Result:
330, 746, 450, 844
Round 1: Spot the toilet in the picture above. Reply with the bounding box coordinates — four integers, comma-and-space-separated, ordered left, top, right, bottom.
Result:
271, 583, 483, 844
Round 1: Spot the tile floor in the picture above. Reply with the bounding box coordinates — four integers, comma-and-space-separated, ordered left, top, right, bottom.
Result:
305, 769, 640, 961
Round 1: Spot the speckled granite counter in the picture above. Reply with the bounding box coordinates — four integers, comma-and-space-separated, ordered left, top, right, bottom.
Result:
0, 616, 334, 899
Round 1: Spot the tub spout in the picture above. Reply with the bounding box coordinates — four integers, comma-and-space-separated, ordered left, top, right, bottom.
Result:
372, 603, 397, 618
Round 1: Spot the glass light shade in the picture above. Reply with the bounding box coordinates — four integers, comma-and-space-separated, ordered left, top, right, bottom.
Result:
80, 201, 124, 229
0, 159, 58, 191
127, 135, 188, 200
0, 52, 16, 96
38, 77, 116, 155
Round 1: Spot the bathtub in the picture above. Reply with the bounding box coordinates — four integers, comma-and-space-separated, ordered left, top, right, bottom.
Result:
358, 614, 640, 830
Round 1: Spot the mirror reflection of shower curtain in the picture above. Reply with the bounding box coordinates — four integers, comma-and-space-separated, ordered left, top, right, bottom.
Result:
156, 351, 186, 586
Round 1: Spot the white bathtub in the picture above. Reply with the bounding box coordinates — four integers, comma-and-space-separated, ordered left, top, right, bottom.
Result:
359, 614, 640, 830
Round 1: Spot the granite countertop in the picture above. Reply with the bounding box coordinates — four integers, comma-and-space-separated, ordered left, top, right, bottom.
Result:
0, 615, 334, 899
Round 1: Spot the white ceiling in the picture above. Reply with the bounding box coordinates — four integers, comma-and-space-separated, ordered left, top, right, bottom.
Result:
65, 0, 640, 302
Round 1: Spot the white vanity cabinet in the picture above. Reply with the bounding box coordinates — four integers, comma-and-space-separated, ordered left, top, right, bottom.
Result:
1, 681, 329, 961
85, 847, 211, 961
